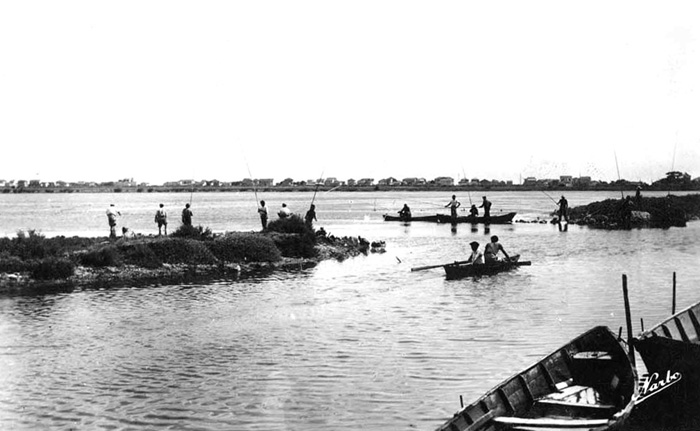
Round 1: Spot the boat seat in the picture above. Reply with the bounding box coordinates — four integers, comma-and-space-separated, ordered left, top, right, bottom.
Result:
532, 399, 617, 419
492, 416, 608, 429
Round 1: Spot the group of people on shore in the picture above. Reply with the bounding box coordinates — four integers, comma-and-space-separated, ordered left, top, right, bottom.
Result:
256, 200, 317, 230
107, 200, 319, 239
106, 202, 194, 239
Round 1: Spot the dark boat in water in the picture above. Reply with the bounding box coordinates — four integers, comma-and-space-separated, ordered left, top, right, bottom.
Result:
383, 212, 516, 224
632, 299, 700, 422
443, 258, 530, 280
435, 326, 638, 431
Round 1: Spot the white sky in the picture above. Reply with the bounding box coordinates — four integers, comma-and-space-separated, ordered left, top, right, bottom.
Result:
1, 1, 699, 185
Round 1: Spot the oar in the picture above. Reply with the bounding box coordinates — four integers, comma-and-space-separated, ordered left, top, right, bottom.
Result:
411, 260, 470, 272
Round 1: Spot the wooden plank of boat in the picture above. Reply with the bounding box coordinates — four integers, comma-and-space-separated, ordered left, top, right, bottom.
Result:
632, 299, 700, 415
436, 212, 517, 225
434, 326, 638, 431
444, 260, 531, 280
382, 214, 440, 222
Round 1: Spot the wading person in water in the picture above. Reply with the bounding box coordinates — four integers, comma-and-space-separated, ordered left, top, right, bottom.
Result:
258, 200, 268, 230
445, 195, 461, 222
155, 203, 168, 236
106, 204, 121, 239
181, 203, 193, 226
484, 235, 510, 264
557, 195, 569, 223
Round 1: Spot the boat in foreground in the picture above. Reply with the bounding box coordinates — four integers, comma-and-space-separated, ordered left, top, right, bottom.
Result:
632, 299, 700, 420
444, 258, 530, 280
435, 325, 638, 431
382, 212, 516, 224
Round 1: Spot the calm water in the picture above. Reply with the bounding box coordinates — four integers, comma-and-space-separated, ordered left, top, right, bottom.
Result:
1, 191, 699, 430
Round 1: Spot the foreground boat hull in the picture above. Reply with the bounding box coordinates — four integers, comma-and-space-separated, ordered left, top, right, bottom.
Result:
435, 326, 638, 431
633, 300, 700, 421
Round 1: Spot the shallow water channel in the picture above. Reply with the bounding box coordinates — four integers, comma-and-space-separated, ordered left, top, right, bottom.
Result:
1, 191, 699, 430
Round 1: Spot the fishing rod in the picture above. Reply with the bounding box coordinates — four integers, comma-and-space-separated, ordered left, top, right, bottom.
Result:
540, 189, 558, 205
310, 170, 325, 205
244, 157, 259, 204
614, 151, 624, 199
462, 167, 473, 206
324, 184, 342, 194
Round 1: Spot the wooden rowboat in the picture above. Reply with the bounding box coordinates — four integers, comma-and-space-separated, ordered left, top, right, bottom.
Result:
632, 299, 700, 419
435, 325, 638, 431
382, 212, 516, 224
444, 259, 530, 280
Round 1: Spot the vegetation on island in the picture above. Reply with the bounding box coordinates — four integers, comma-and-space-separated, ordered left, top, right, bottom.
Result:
564, 194, 700, 229
0, 215, 376, 294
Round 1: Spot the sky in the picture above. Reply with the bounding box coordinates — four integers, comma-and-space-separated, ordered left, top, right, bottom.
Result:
1, 1, 699, 185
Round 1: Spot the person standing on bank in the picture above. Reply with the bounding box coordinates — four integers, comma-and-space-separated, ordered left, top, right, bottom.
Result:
106, 204, 121, 239
155, 203, 168, 236
479, 196, 492, 222
258, 200, 268, 230
445, 195, 461, 222
182, 203, 193, 226
305, 204, 317, 228
557, 195, 569, 223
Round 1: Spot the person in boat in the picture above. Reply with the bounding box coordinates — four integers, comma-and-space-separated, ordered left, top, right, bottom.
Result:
484, 235, 511, 263
466, 241, 484, 265
445, 195, 461, 221
305, 204, 317, 228
278, 203, 292, 218
181, 203, 193, 226
258, 200, 268, 230
479, 196, 492, 222
154, 203, 168, 236
469, 204, 478, 218
398, 204, 411, 221
556, 195, 569, 223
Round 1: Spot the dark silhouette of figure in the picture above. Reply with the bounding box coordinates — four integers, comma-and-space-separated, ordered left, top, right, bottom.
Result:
620, 196, 634, 229
398, 204, 411, 221
479, 196, 492, 223
469, 204, 478, 217
182, 203, 193, 226
155, 203, 168, 236
557, 195, 569, 223
106, 204, 121, 239
305, 204, 317, 228
258, 200, 268, 230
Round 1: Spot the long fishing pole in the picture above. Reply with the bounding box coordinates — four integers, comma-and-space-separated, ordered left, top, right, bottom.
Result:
310, 170, 325, 205
614, 151, 624, 199
244, 157, 259, 204
462, 167, 473, 206
540, 189, 558, 204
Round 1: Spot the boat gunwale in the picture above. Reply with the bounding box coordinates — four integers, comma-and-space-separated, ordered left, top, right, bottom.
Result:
636, 299, 700, 340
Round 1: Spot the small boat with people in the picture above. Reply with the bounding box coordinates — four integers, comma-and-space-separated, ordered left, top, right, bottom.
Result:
383, 212, 516, 224
434, 325, 638, 431
443, 255, 530, 280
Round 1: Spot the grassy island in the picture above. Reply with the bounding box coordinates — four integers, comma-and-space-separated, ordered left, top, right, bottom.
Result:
0, 215, 380, 294
565, 194, 700, 229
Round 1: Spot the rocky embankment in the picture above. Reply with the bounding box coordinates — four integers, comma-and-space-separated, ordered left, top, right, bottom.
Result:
560, 194, 700, 229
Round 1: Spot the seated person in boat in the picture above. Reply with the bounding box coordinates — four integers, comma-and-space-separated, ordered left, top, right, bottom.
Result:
398, 204, 411, 220
469, 204, 478, 217
466, 241, 484, 265
484, 235, 511, 263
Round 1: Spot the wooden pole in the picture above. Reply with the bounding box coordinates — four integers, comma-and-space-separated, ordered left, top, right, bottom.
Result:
622, 274, 636, 367
672, 271, 677, 314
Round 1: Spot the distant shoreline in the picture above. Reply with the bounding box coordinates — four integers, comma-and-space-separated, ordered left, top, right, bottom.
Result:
3, 184, 699, 194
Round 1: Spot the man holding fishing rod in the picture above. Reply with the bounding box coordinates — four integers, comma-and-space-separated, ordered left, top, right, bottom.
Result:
556, 195, 569, 223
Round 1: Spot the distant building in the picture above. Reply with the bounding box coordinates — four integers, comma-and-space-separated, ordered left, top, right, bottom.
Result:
357, 178, 374, 186
324, 177, 342, 187
523, 177, 537, 186
346, 179, 356, 186
434, 176, 454, 186
378, 177, 400, 186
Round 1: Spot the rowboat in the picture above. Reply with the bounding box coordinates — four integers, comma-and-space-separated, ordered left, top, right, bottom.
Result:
632, 299, 700, 420
443, 258, 530, 280
436, 212, 517, 225
383, 212, 516, 224
382, 214, 440, 222
435, 325, 638, 431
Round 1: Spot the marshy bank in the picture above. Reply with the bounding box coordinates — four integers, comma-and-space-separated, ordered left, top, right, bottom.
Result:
0, 215, 383, 295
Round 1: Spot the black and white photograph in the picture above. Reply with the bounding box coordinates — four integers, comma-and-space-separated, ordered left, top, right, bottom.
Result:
1, 2, 700, 430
